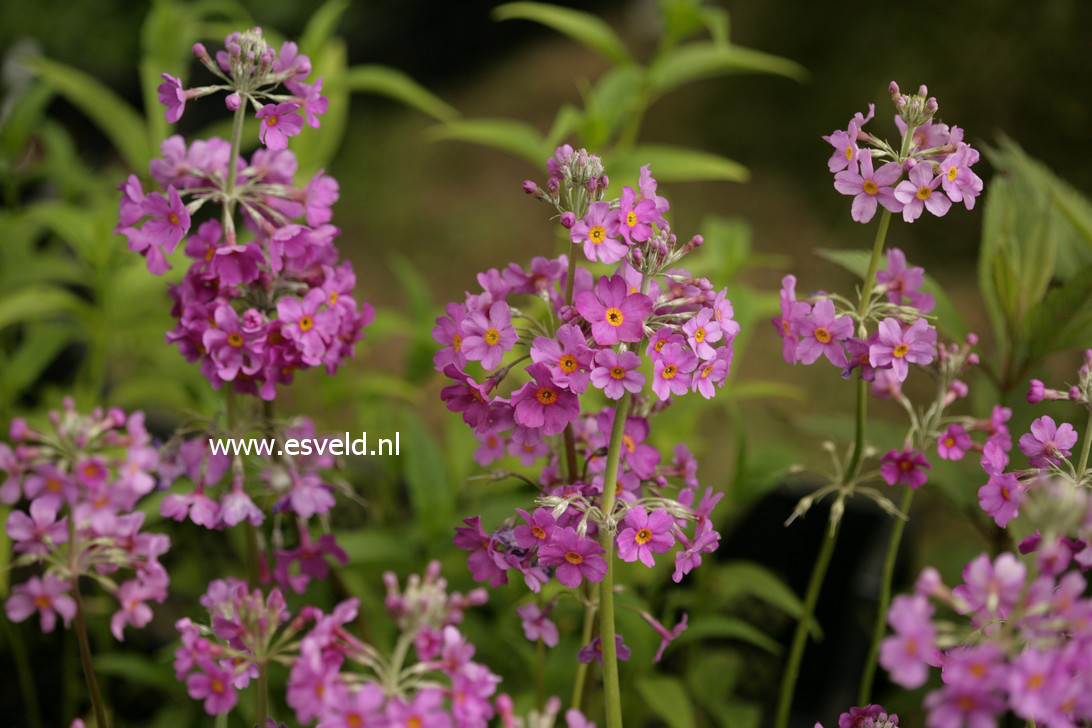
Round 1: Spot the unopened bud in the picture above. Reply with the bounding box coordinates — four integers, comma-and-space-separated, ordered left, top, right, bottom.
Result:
193, 43, 209, 59
558, 305, 577, 323
522, 180, 537, 195
966, 332, 978, 346
225, 92, 241, 110
888, 81, 901, 99
559, 212, 576, 229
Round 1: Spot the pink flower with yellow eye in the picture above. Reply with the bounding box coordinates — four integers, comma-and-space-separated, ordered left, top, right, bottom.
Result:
461, 301, 518, 370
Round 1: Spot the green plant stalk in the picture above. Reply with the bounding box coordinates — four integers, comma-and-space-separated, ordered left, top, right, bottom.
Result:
256, 662, 269, 726
73, 580, 109, 728
597, 392, 631, 728
774, 521, 840, 728
570, 589, 597, 711
857, 487, 914, 703
1078, 409, 1092, 475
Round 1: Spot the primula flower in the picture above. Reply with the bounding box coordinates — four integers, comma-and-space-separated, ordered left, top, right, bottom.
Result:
590, 349, 645, 400
682, 307, 722, 359
538, 526, 607, 588
937, 424, 972, 461
7, 498, 67, 556
952, 553, 1025, 624
894, 163, 951, 222
454, 517, 507, 588
575, 275, 652, 346
835, 704, 899, 728
257, 102, 304, 151
1018, 415, 1077, 468
616, 506, 675, 567
833, 150, 903, 223
876, 248, 934, 313
652, 342, 698, 401
772, 275, 811, 365
530, 324, 592, 393
461, 301, 518, 370
869, 317, 936, 382
879, 594, 940, 688
797, 300, 853, 366
5, 574, 77, 633
571, 201, 625, 263
692, 347, 733, 399
157, 73, 188, 122
203, 304, 264, 381
515, 603, 559, 647
938, 145, 983, 210
511, 363, 580, 436
642, 611, 688, 663
880, 448, 930, 489
617, 185, 660, 244
578, 634, 632, 665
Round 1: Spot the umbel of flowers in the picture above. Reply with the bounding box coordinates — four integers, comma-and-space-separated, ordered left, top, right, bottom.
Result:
436, 146, 736, 726
773, 83, 985, 728
875, 353, 1092, 727
2, 399, 171, 727
118, 26, 374, 401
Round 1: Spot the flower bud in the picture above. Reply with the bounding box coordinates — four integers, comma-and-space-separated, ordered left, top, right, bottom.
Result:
193, 43, 209, 59
9, 417, 28, 441
522, 180, 538, 195
558, 305, 576, 323
1070, 386, 1082, 401
559, 212, 576, 229
1027, 379, 1045, 404
966, 332, 978, 346
225, 92, 241, 110
889, 81, 901, 99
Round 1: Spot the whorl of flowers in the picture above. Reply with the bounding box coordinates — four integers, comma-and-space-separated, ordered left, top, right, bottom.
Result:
825, 82, 983, 224
440, 147, 731, 657
2, 400, 170, 639
814, 703, 899, 728
117, 27, 373, 400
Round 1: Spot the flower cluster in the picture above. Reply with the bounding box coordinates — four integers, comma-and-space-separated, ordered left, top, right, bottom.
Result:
119, 29, 372, 400
815, 704, 899, 728
2, 400, 170, 639
825, 82, 983, 223
880, 552, 1092, 727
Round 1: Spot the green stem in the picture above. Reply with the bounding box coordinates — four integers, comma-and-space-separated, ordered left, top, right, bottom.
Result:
1077, 409, 1092, 475
597, 393, 631, 728
858, 487, 914, 703
73, 581, 109, 728
570, 592, 597, 711
774, 521, 840, 728
256, 662, 269, 726
4, 617, 43, 728
223, 101, 247, 240
856, 209, 893, 321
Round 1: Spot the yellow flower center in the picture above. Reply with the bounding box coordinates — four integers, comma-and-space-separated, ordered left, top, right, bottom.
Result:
453, 334, 463, 352
329, 290, 338, 306
609, 366, 626, 380
605, 307, 624, 327
34, 594, 52, 609
782, 319, 791, 335
899, 459, 913, 472
814, 327, 831, 344
662, 364, 677, 379
299, 315, 314, 332
947, 166, 959, 182
531, 526, 547, 540
408, 718, 423, 728
694, 327, 706, 343
228, 333, 244, 348
535, 387, 557, 405
654, 339, 666, 352
625, 211, 638, 227
589, 226, 606, 245
916, 185, 932, 201
623, 434, 636, 453
701, 364, 713, 378
211, 678, 225, 694
957, 696, 976, 712
844, 146, 854, 161
863, 179, 879, 195
168, 212, 180, 226
267, 115, 279, 127
944, 437, 955, 448
560, 354, 578, 373
484, 327, 500, 345
204, 246, 216, 262
564, 551, 584, 565
348, 716, 363, 728
970, 662, 987, 678
893, 343, 909, 358
635, 528, 653, 544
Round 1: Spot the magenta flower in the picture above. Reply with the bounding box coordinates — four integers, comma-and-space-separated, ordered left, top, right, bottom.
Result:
539, 526, 607, 588
513, 507, 557, 550
385, 689, 452, 728
516, 603, 560, 647
7, 498, 67, 556
652, 342, 698, 401
5, 574, 77, 632
879, 594, 939, 688
590, 349, 644, 400
880, 448, 930, 489
461, 301, 518, 370
833, 150, 903, 223
256, 102, 304, 151
278, 288, 336, 366
640, 611, 688, 663
322, 683, 384, 727
796, 300, 853, 366
288, 77, 329, 128
923, 684, 1005, 728
617, 185, 660, 244
876, 248, 934, 313
530, 324, 592, 393
578, 634, 632, 665
673, 520, 720, 583
938, 145, 983, 210
511, 363, 580, 436
575, 275, 652, 346
439, 366, 493, 432
869, 317, 936, 382
304, 170, 339, 225
894, 163, 951, 222
110, 580, 158, 640
157, 73, 187, 122
616, 506, 675, 567
571, 201, 625, 263
692, 347, 732, 399
682, 307, 722, 359
432, 302, 468, 371
952, 553, 1025, 624
1018, 415, 1078, 468
937, 424, 972, 461
453, 516, 507, 588
978, 472, 1023, 528
837, 705, 899, 728
772, 275, 811, 365
202, 304, 264, 381
823, 113, 865, 174
186, 659, 238, 715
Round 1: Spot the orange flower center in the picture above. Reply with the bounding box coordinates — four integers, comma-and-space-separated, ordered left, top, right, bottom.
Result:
267, 115, 279, 127
228, 333, 244, 348
485, 327, 500, 346
625, 211, 638, 227
560, 354, 578, 373
531, 526, 547, 540
33, 594, 52, 609
635, 528, 653, 544
654, 339, 666, 352
662, 364, 677, 379
329, 290, 338, 306
610, 366, 626, 380
863, 179, 879, 195
893, 343, 909, 358
211, 678, 225, 694
565, 551, 584, 565
694, 327, 706, 343
204, 246, 216, 262
605, 307, 624, 327
814, 327, 831, 344
589, 226, 606, 244
168, 212, 180, 226
535, 387, 557, 405
299, 315, 314, 332
623, 434, 636, 453
453, 334, 463, 352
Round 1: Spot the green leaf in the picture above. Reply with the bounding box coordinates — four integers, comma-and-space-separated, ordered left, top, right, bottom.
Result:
492, 2, 632, 65
431, 118, 546, 166
28, 56, 151, 170
647, 42, 806, 97
614, 144, 748, 183
94, 653, 176, 692
345, 65, 459, 122
1024, 264, 1092, 363
0, 286, 84, 330
0, 82, 53, 165
675, 615, 782, 655
580, 65, 643, 149
399, 411, 454, 540
299, 0, 350, 57
715, 560, 821, 639
293, 40, 349, 176
637, 677, 695, 728
545, 104, 583, 148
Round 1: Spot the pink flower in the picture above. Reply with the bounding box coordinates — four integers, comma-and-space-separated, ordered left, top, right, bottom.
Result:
682, 307, 722, 359
692, 347, 732, 399
320, 683, 384, 728
304, 170, 339, 225
833, 150, 903, 223
590, 349, 644, 400
453, 516, 507, 588
110, 580, 158, 640
937, 424, 972, 461
880, 448, 930, 489
5, 574, 77, 632
923, 685, 1005, 728
952, 553, 1025, 624
7, 498, 67, 556
530, 324, 592, 393
288, 77, 329, 128
278, 288, 336, 366
642, 611, 688, 663
575, 275, 653, 346
652, 342, 697, 401
938, 145, 983, 210
539, 526, 607, 588
157, 73, 187, 122
516, 603, 559, 647
257, 102, 304, 151
869, 317, 936, 382
385, 689, 452, 728
876, 248, 934, 313
433, 303, 468, 371
1018, 415, 1078, 468
978, 472, 1023, 528
186, 659, 239, 715
571, 201, 625, 263
616, 506, 675, 567
879, 594, 939, 688
202, 304, 264, 381
772, 275, 811, 364
513, 507, 557, 549
461, 301, 518, 370
672, 520, 719, 583
511, 363, 580, 436
617, 185, 661, 244
578, 634, 632, 664
894, 163, 951, 222
796, 300, 853, 366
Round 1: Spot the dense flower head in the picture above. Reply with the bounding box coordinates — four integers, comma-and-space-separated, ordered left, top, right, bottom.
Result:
814, 703, 899, 728
825, 82, 983, 223
2, 400, 170, 639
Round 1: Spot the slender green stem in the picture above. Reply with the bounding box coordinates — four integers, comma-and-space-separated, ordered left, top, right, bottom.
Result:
774, 522, 840, 728
597, 393, 631, 728
73, 581, 109, 728
222, 101, 247, 241
570, 591, 597, 711
856, 209, 893, 321
244, 521, 261, 588
858, 487, 914, 703
256, 662, 269, 726
1077, 409, 1092, 475
4, 617, 43, 728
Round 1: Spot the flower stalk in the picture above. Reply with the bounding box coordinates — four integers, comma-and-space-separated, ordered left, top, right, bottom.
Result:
73, 580, 109, 728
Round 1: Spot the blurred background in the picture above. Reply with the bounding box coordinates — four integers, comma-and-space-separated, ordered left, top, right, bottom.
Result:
2, 0, 1091, 726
